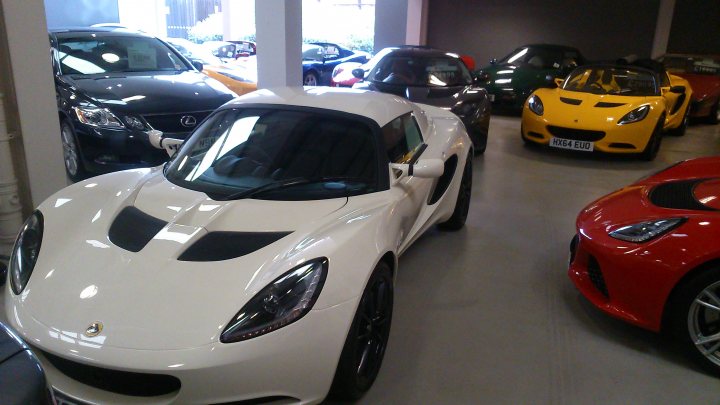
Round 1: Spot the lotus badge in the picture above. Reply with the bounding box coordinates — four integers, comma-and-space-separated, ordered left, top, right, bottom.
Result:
84, 322, 103, 337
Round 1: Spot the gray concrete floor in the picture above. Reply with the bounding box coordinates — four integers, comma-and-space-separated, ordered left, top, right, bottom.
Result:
351, 116, 720, 404
2, 116, 720, 403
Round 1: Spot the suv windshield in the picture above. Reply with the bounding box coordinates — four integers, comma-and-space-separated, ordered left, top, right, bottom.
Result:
57, 35, 190, 75
562, 67, 658, 96
367, 56, 472, 87
165, 108, 380, 200
661, 55, 720, 75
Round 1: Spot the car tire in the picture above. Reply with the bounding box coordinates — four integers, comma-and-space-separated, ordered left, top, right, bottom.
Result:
666, 266, 720, 376
329, 262, 393, 400
640, 117, 664, 161
708, 100, 719, 125
471, 130, 487, 155
303, 71, 319, 86
669, 105, 690, 137
60, 119, 87, 182
438, 154, 472, 231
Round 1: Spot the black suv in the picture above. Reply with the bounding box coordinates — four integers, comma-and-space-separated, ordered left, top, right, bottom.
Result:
50, 28, 236, 180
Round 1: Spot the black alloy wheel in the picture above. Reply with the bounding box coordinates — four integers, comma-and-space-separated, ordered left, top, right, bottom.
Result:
329, 262, 393, 400
438, 154, 472, 231
670, 105, 690, 136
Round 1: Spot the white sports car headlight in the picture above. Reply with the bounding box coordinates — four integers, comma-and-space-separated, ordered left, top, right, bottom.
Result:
220, 258, 328, 343
608, 218, 685, 243
9, 211, 43, 294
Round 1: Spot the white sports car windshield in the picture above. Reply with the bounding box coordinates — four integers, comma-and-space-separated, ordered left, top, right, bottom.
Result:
165, 108, 381, 200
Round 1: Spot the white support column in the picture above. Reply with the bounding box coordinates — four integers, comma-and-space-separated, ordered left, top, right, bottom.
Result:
651, 0, 676, 58
1, 0, 66, 206
255, 0, 302, 88
405, 0, 428, 46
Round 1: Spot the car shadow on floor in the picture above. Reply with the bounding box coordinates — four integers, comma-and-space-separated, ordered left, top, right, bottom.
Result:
563, 289, 715, 378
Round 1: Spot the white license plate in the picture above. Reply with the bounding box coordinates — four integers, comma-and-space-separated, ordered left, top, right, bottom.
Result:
549, 137, 594, 152
488, 94, 495, 102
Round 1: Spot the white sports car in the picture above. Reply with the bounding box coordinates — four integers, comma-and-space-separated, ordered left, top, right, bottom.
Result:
4, 87, 473, 404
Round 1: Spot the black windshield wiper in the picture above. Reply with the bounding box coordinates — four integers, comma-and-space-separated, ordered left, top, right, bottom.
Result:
217, 176, 369, 201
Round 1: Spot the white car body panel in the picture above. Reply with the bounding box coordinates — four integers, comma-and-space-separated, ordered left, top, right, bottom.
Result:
6, 87, 472, 404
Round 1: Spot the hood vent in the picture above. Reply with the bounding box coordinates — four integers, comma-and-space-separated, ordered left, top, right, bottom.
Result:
108, 206, 168, 252
560, 97, 582, 105
649, 179, 717, 211
594, 102, 625, 108
178, 231, 292, 262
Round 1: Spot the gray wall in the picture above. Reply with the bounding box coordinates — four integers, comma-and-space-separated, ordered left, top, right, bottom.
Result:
667, 0, 720, 54
426, 0, 660, 66
374, 0, 408, 53
44, 0, 119, 28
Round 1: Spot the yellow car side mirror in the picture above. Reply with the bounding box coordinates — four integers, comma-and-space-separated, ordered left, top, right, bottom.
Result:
554, 78, 564, 88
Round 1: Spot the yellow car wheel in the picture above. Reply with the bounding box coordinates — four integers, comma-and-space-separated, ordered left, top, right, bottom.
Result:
640, 117, 664, 161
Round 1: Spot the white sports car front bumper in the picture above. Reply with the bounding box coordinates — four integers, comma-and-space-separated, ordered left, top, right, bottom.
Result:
10, 298, 358, 404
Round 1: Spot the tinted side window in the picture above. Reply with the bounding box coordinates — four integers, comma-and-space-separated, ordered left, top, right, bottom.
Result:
382, 113, 423, 163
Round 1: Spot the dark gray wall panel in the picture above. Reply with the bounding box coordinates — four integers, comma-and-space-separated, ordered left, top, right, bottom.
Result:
667, 0, 720, 54
44, 0, 119, 28
426, 0, 660, 65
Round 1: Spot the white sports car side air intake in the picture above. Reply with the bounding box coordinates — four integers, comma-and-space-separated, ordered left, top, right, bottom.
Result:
5, 87, 474, 404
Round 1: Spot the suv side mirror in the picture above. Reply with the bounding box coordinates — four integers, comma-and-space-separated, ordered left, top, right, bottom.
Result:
191, 60, 204, 71
352, 68, 365, 79
148, 129, 182, 157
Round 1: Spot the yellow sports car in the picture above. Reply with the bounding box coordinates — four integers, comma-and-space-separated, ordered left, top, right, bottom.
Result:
521, 62, 692, 160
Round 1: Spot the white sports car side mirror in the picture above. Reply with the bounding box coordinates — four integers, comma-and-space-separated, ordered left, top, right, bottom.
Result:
148, 129, 182, 157
390, 158, 444, 181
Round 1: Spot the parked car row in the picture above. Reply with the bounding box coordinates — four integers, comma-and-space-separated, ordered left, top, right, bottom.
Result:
3, 26, 718, 405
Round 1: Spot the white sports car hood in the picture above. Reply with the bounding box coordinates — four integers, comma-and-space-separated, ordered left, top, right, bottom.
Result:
14, 168, 350, 351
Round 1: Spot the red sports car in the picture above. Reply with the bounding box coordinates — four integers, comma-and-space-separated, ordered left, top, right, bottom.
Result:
569, 156, 720, 374
659, 54, 720, 124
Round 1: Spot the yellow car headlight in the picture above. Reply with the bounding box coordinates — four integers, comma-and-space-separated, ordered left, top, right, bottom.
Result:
618, 105, 650, 125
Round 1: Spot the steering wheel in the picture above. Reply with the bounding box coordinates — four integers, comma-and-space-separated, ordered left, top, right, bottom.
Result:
238, 144, 272, 166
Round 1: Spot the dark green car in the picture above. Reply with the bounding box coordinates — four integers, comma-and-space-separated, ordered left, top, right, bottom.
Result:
477, 44, 586, 109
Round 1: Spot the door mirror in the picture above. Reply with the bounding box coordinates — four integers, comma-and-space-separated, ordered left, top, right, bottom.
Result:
191, 60, 204, 71
0, 255, 8, 287
670, 85, 686, 94
390, 158, 444, 181
554, 77, 564, 88
352, 68, 365, 79
148, 129, 182, 157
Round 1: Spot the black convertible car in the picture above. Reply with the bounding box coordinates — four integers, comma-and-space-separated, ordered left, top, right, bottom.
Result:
51, 28, 236, 180
352, 47, 491, 153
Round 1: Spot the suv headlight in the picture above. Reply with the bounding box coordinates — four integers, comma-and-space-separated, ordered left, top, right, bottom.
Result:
220, 258, 328, 343
618, 105, 650, 125
608, 218, 685, 243
9, 211, 44, 294
527, 95, 544, 116
73, 106, 124, 128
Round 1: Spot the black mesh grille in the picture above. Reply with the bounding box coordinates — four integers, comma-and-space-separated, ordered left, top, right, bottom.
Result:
143, 110, 213, 135
649, 180, 716, 211
41, 351, 180, 397
547, 126, 605, 141
560, 97, 582, 105
587, 255, 609, 297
